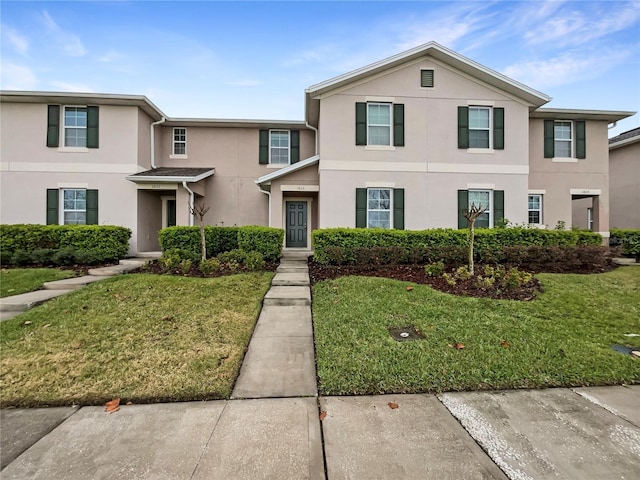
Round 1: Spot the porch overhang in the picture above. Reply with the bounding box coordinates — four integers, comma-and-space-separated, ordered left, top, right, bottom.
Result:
126, 167, 215, 184
255, 155, 320, 186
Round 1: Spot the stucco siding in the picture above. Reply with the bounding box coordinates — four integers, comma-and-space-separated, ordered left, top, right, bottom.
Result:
609, 141, 640, 228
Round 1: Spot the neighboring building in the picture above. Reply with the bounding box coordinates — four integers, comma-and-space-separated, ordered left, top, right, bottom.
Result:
0, 42, 634, 253
608, 127, 640, 229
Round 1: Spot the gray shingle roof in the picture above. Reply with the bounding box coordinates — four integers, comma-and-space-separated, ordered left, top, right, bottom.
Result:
129, 167, 214, 177
609, 127, 640, 144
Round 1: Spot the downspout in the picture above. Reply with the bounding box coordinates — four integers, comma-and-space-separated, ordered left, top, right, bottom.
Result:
305, 121, 318, 155
150, 117, 166, 169
608, 121, 617, 130
258, 185, 272, 227
182, 181, 195, 227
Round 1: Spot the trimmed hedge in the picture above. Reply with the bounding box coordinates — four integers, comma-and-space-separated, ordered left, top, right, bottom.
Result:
159, 225, 284, 261
312, 227, 603, 265
610, 229, 640, 259
0, 224, 131, 263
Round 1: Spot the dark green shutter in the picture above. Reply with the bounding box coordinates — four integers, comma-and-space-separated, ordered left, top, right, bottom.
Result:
86, 106, 99, 148
458, 107, 469, 149
47, 105, 60, 147
290, 130, 300, 164
493, 107, 504, 150
86, 190, 98, 225
457, 190, 469, 228
544, 120, 555, 158
493, 190, 504, 226
46, 189, 59, 225
393, 189, 404, 230
355, 102, 367, 145
393, 104, 404, 147
575, 121, 586, 159
259, 130, 269, 164
355, 188, 367, 228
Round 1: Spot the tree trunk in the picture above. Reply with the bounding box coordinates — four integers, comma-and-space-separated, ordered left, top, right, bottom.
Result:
468, 220, 475, 275
200, 224, 206, 261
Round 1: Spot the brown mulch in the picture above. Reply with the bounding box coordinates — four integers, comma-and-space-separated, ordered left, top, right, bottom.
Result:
308, 262, 544, 301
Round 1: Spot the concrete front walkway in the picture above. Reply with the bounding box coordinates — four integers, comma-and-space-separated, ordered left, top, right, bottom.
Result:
2, 252, 640, 479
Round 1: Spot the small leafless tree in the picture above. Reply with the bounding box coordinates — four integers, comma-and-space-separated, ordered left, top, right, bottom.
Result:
463, 202, 488, 275
189, 202, 210, 261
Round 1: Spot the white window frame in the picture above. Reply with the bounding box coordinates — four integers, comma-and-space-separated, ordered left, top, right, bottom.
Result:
61, 188, 87, 225
554, 120, 573, 158
172, 127, 187, 156
63, 106, 87, 148
587, 207, 594, 231
468, 189, 492, 228
528, 194, 543, 225
468, 106, 492, 149
269, 129, 290, 165
367, 103, 392, 146
366, 188, 393, 229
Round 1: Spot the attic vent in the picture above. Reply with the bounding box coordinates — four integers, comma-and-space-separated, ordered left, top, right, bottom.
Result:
421, 69, 434, 88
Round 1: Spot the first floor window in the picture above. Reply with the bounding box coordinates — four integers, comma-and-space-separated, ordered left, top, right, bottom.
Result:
173, 128, 187, 155
63, 189, 87, 224
270, 130, 290, 164
367, 188, 392, 228
64, 107, 87, 147
469, 190, 491, 227
554, 121, 572, 158
368, 103, 391, 145
528, 194, 542, 225
468, 106, 491, 148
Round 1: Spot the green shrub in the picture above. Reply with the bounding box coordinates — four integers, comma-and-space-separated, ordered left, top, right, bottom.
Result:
11, 250, 31, 266
199, 258, 222, 275
179, 259, 193, 275
237, 226, 284, 261
217, 249, 249, 264
30, 249, 57, 266
425, 261, 445, 277
610, 229, 640, 259
52, 247, 78, 266
73, 250, 104, 266
243, 251, 266, 271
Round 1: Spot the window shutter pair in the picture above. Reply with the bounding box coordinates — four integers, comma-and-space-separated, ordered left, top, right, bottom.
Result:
355, 188, 405, 229
355, 103, 405, 147
543, 120, 586, 159
46, 105, 99, 148
259, 130, 299, 164
46, 189, 98, 225
457, 106, 504, 149
457, 190, 504, 228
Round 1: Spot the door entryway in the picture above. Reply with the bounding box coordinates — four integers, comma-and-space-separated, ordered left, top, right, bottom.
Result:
167, 200, 176, 227
286, 201, 307, 248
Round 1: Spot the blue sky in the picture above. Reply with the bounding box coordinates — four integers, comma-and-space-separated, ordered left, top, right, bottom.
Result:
2, 1, 639, 136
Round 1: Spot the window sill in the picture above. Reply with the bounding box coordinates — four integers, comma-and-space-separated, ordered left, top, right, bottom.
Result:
552, 157, 578, 163
170, 154, 188, 160
467, 148, 495, 154
57, 147, 89, 153
365, 145, 396, 151
267, 164, 289, 169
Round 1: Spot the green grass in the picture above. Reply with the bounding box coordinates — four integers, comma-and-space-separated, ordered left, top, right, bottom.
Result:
313, 267, 640, 395
0, 272, 273, 407
1, 268, 76, 298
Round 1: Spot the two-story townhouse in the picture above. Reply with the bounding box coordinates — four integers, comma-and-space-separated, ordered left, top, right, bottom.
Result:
1, 42, 634, 254
608, 127, 640, 229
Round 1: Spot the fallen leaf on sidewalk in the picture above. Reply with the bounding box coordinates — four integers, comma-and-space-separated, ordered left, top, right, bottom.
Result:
388, 402, 399, 409
105, 398, 120, 413
319, 411, 327, 421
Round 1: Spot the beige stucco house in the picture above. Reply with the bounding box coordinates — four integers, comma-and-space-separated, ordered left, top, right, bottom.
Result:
0, 42, 634, 254
608, 127, 640, 229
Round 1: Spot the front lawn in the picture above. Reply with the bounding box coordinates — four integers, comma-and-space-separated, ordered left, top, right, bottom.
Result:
313, 267, 640, 395
0, 272, 273, 407
0, 268, 75, 298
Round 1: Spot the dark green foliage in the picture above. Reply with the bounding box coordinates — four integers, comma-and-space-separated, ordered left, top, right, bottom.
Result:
217, 249, 265, 271
30, 249, 57, 266
610, 229, 640, 259
52, 247, 78, 266
312, 227, 603, 265
237, 226, 284, 261
159, 226, 240, 258
0, 224, 130, 264
11, 250, 31, 266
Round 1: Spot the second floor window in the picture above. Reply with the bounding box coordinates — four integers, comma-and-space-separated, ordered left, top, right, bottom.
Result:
173, 128, 187, 155
368, 103, 391, 146
468, 107, 491, 148
64, 107, 87, 147
554, 121, 572, 158
270, 130, 290, 164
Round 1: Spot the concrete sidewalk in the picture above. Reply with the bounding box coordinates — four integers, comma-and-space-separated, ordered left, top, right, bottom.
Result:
2, 253, 639, 479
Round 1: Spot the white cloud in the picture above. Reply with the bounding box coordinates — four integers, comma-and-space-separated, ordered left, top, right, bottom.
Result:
41, 10, 86, 57
50, 81, 94, 93
502, 49, 632, 89
224, 79, 262, 87
1, 25, 29, 55
0, 63, 37, 90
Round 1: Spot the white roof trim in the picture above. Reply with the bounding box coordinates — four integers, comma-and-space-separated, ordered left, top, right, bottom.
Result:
126, 169, 215, 183
256, 155, 320, 185
305, 41, 551, 105
610, 134, 640, 150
